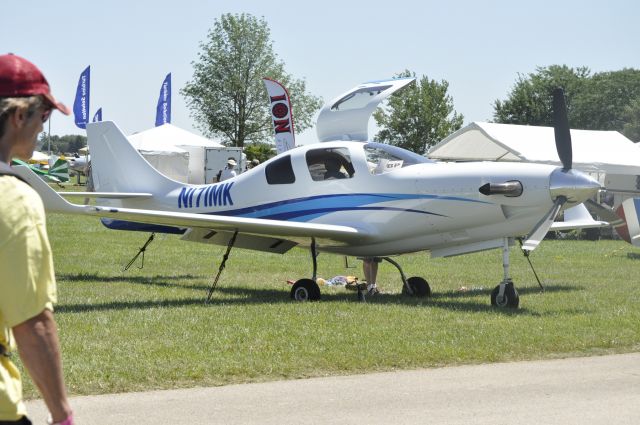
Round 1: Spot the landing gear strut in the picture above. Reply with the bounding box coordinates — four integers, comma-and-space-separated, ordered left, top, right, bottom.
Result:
290, 238, 321, 301
382, 257, 431, 298
490, 238, 520, 308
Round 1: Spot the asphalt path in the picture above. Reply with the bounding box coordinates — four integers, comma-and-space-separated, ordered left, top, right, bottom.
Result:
25, 352, 640, 424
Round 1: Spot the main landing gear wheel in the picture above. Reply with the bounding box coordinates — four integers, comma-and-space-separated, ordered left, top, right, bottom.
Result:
290, 279, 321, 302
490, 281, 519, 308
402, 276, 431, 298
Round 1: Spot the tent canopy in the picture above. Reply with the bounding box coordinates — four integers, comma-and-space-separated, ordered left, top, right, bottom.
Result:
128, 124, 224, 184
428, 122, 640, 175
128, 123, 222, 150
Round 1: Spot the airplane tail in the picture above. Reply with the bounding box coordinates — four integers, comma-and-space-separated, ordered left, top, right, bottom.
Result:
614, 198, 640, 247
86, 121, 182, 193
48, 158, 69, 182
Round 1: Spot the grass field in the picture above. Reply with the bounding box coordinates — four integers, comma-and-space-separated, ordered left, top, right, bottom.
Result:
18, 209, 640, 398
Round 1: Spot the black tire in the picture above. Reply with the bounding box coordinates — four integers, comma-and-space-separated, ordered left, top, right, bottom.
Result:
402, 276, 431, 297
490, 282, 519, 308
290, 279, 321, 301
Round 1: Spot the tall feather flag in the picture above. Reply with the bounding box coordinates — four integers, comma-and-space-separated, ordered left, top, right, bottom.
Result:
73, 66, 90, 129
92, 108, 102, 122
262, 78, 295, 154
155, 73, 171, 126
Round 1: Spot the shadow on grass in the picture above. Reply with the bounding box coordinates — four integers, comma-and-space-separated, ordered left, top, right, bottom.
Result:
54, 281, 577, 316
627, 252, 640, 260
57, 272, 211, 291
433, 284, 583, 299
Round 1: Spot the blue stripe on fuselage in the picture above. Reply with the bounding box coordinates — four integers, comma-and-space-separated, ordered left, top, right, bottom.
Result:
201, 193, 488, 221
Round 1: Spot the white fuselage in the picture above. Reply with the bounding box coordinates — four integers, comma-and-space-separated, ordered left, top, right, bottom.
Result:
103, 141, 565, 257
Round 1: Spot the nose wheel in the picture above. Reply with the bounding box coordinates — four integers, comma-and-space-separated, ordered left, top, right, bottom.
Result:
491, 280, 519, 308
491, 238, 520, 308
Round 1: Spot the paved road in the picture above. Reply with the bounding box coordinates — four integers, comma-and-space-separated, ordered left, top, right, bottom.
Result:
26, 352, 640, 424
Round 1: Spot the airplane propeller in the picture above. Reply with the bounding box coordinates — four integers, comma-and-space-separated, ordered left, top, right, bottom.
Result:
521, 88, 578, 251
552, 88, 573, 171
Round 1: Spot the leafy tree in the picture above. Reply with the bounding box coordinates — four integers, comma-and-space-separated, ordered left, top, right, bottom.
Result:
493, 65, 590, 126
373, 70, 463, 155
37, 133, 87, 154
572, 68, 640, 131
493, 66, 640, 135
182, 13, 323, 148
243, 142, 276, 163
622, 97, 640, 142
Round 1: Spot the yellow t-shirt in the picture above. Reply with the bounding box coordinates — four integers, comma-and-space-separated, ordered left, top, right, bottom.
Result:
0, 174, 57, 421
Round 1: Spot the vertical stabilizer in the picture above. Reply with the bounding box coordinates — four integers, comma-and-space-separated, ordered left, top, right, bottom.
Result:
87, 121, 181, 193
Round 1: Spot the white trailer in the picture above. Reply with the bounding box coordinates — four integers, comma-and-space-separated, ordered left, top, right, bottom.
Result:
204, 147, 245, 184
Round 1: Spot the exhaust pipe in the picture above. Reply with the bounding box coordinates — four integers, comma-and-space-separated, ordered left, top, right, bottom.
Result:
479, 181, 523, 197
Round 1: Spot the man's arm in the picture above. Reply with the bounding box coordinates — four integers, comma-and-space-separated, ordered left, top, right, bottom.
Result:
12, 309, 72, 423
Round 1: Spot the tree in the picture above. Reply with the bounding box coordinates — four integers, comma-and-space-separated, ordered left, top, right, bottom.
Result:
622, 97, 640, 142
373, 70, 463, 155
493, 65, 590, 126
572, 68, 640, 132
243, 142, 276, 163
37, 133, 86, 154
493, 66, 640, 134
182, 13, 323, 148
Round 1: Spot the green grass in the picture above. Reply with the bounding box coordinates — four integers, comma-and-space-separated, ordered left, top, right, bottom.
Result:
18, 211, 640, 398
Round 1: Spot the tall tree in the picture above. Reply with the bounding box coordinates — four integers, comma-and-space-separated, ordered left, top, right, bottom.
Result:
182, 13, 322, 147
493, 65, 590, 126
572, 68, 640, 132
493, 66, 640, 135
373, 70, 463, 155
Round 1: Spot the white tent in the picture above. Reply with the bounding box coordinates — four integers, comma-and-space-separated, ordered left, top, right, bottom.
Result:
429, 122, 640, 175
128, 129, 190, 183
128, 124, 223, 184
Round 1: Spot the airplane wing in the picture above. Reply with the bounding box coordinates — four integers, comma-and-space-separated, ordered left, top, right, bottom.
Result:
14, 165, 366, 243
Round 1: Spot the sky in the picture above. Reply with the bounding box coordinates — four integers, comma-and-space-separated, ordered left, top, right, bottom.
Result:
2, 0, 639, 146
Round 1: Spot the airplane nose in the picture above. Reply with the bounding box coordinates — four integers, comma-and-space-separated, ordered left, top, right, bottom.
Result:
549, 168, 601, 204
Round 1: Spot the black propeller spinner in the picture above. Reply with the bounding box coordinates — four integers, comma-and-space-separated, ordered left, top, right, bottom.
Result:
552, 88, 572, 171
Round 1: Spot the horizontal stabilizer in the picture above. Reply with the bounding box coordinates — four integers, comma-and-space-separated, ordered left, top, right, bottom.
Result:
584, 199, 625, 227
59, 192, 153, 199
13, 164, 364, 242
550, 203, 608, 231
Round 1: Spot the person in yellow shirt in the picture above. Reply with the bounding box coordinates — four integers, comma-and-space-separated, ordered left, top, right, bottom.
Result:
0, 54, 73, 425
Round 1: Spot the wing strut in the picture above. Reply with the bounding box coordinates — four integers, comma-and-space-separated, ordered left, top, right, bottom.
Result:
122, 233, 156, 271
206, 230, 239, 303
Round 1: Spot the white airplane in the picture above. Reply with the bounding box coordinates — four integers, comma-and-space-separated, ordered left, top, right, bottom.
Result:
15, 78, 605, 308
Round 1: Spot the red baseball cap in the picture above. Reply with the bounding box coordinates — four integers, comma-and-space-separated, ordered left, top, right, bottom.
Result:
0, 53, 70, 115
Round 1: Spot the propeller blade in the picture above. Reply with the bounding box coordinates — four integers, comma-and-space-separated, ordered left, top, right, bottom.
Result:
584, 199, 626, 227
522, 197, 566, 251
552, 88, 572, 171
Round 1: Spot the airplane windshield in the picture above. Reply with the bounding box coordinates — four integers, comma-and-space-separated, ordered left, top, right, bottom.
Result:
331, 85, 392, 111
364, 142, 433, 175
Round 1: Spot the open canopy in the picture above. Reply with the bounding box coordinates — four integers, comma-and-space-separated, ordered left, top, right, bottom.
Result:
429, 122, 640, 175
